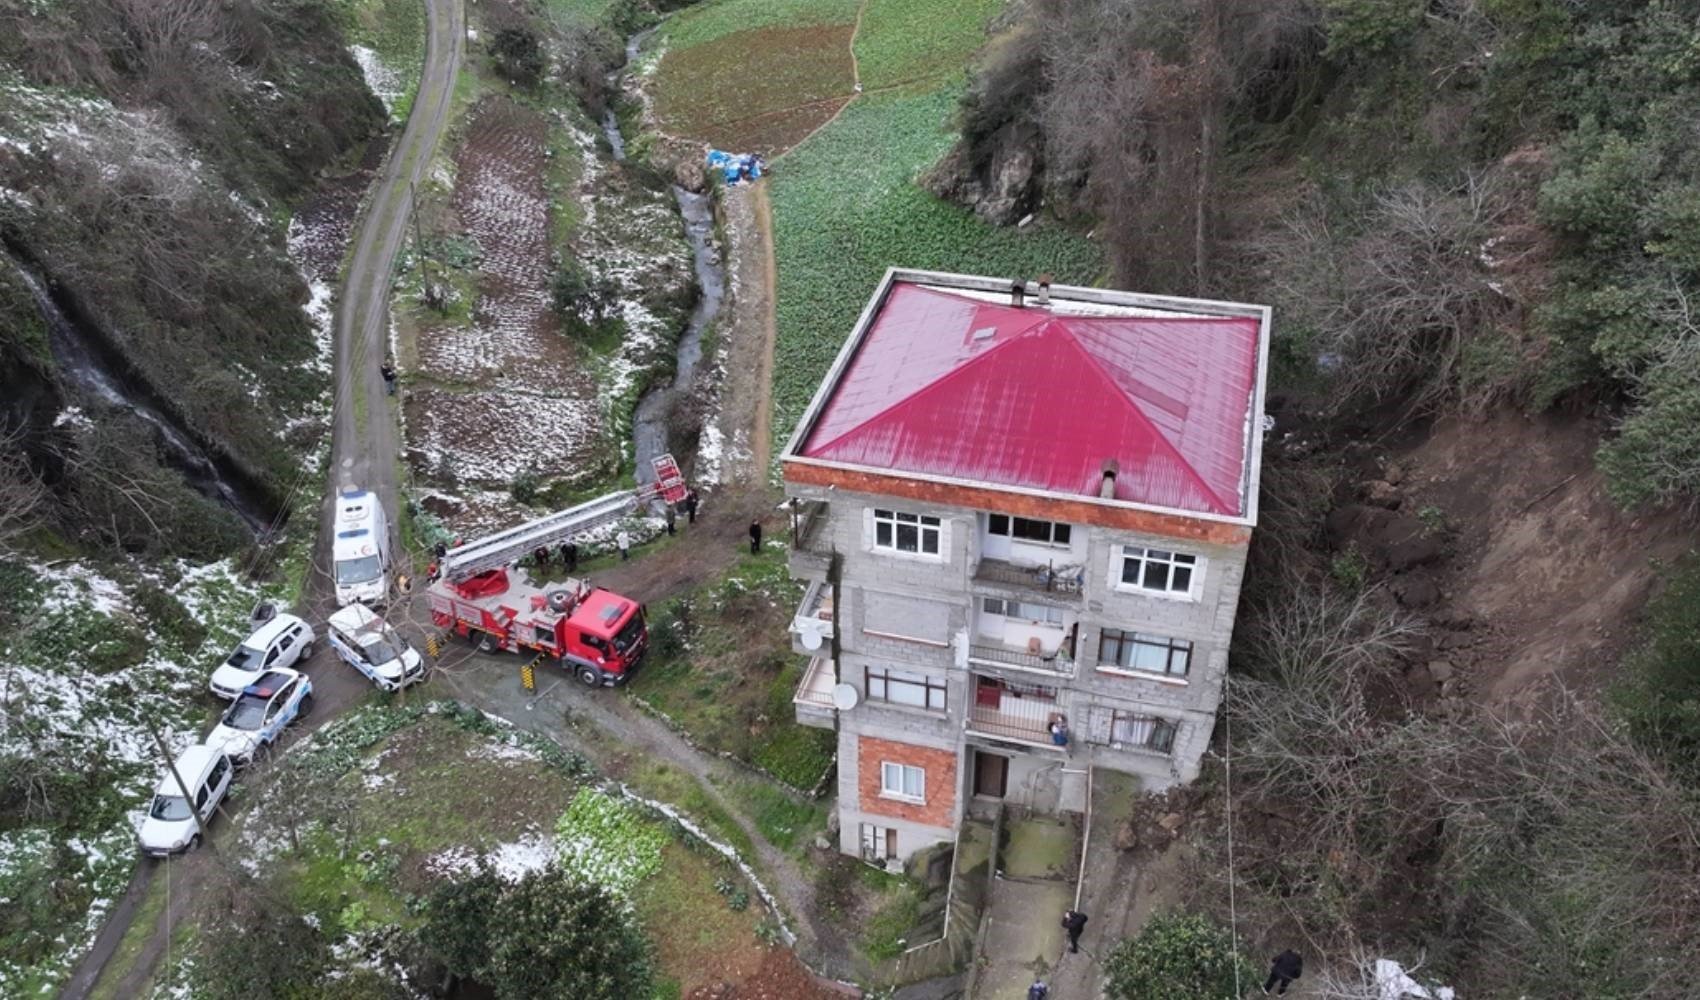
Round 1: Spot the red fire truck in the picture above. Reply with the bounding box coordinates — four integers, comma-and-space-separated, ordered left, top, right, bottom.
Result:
426, 456, 688, 687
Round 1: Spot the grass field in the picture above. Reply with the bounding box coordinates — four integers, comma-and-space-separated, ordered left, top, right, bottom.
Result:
768, 83, 1102, 442
334, 0, 426, 120
852, 0, 1004, 89
230, 707, 778, 995
626, 547, 837, 793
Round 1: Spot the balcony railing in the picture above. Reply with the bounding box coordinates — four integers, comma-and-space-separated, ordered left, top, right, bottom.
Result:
794, 656, 837, 708
792, 580, 834, 633
790, 499, 830, 553
967, 641, 1075, 677
973, 558, 1085, 600
966, 681, 1067, 749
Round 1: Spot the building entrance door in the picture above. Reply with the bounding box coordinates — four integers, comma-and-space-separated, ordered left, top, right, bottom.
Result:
974, 751, 1008, 798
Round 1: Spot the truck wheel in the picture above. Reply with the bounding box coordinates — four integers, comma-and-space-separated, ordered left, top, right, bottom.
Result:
576, 665, 603, 687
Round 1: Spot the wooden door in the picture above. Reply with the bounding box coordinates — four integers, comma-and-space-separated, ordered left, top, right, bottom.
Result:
974, 751, 1008, 798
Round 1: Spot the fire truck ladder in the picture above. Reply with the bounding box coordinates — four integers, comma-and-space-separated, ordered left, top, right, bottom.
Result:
440, 454, 687, 582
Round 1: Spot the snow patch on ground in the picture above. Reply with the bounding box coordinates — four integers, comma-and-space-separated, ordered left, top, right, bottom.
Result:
425, 829, 556, 882
350, 45, 404, 118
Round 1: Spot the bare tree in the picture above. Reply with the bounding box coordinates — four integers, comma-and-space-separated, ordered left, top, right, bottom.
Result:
0, 425, 49, 556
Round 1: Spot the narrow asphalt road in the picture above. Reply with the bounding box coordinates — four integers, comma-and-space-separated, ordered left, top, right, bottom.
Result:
56, 4, 463, 997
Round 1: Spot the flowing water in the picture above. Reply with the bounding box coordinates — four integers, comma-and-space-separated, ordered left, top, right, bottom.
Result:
10, 258, 271, 532
606, 29, 726, 484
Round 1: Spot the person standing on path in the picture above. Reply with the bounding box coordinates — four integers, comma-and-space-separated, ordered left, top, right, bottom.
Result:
561, 541, 578, 573
617, 530, 631, 561
380, 358, 397, 396
684, 489, 698, 524
1062, 909, 1088, 954
664, 504, 676, 536
748, 519, 761, 555
1264, 949, 1303, 995
1027, 979, 1049, 1000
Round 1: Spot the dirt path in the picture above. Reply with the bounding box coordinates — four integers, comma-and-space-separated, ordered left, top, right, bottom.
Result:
57, 3, 465, 997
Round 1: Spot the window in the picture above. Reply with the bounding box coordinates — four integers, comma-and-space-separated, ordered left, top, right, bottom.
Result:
861, 823, 897, 861
988, 513, 1071, 546
981, 597, 1065, 625
880, 762, 925, 802
207, 756, 230, 788
1107, 712, 1177, 754
873, 508, 941, 556
1097, 629, 1192, 677
866, 666, 947, 711
264, 647, 281, 666
1117, 546, 1200, 597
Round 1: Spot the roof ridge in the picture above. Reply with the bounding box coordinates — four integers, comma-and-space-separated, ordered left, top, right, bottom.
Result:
1054, 328, 1236, 515
802, 308, 1053, 457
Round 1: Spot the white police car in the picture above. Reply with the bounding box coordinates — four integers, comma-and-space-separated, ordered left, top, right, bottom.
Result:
205, 668, 312, 765
208, 613, 316, 700
137, 744, 234, 857
325, 604, 426, 692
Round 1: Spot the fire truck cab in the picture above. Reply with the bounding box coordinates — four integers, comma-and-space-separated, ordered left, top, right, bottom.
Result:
428, 566, 646, 687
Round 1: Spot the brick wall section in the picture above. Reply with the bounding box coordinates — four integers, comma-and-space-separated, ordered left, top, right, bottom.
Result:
858, 735, 958, 827
784, 461, 1252, 546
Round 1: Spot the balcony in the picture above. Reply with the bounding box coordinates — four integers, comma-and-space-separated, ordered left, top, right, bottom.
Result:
964, 676, 1069, 751
788, 499, 832, 578
793, 656, 838, 729
789, 579, 835, 656
972, 557, 1085, 602
967, 640, 1075, 678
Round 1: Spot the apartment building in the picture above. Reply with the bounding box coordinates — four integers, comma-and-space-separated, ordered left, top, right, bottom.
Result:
783, 268, 1270, 864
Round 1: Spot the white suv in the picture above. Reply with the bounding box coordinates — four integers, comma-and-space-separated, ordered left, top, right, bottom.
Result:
137, 744, 234, 857
209, 613, 315, 700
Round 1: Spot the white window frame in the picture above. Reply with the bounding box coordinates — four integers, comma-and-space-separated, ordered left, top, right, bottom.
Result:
1111, 545, 1205, 601
981, 597, 1065, 626
880, 761, 926, 803
987, 513, 1072, 548
866, 665, 948, 712
868, 507, 946, 560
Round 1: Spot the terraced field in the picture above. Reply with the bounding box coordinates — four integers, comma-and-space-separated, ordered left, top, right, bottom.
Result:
640, 0, 1102, 447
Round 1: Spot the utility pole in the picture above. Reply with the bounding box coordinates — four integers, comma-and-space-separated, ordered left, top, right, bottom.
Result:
150, 725, 211, 847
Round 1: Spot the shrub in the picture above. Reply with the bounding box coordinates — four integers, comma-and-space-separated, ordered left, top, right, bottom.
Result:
1105, 911, 1257, 1000
483, 865, 652, 1000
491, 27, 546, 84
193, 872, 330, 1000
1613, 557, 1700, 783
419, 864, 503, 982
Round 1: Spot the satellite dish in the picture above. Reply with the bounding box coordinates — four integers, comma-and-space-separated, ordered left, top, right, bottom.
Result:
800, 627, 824, 651
831, 683, 859, 711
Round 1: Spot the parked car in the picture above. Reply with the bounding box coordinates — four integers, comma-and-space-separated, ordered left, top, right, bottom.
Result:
209, 614, 316, 700
325, 604, 426, 692
137, 744, 235, 857
205, 668, 313, 764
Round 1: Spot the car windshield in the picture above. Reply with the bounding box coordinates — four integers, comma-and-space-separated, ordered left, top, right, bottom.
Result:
359, 633, 402, 664
612, 611, 644, 653
150, 794, 192, 821
225, 644, 260, 670
336, 555, 382, 586
224, 693, 269, 730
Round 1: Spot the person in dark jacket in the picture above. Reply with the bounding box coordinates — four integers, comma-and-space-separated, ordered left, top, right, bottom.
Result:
1264, 949, 1303, 995
1027, 980, 1048, 1000
1061, 909, 1088, 953
665, 504, 676, 536
380, 359, 397, 395
560, 541, 578, 573
748, 519, 762, 555
684, 489, 699, 524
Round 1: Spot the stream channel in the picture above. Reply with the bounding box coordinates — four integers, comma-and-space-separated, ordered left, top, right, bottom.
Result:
605, 28, 725, 485
9, 257, 272, 533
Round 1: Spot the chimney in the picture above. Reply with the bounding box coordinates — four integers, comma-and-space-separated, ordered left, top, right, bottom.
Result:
1099, 459, 1119, 499
1037, 273, 1053, 305
1010, 278, 1026, 308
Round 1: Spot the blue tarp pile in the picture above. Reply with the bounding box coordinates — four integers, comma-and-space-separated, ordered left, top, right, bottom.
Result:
706, 149, 764, 185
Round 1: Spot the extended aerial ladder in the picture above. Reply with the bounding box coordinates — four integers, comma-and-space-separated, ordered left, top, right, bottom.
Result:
439, 454, 689, 581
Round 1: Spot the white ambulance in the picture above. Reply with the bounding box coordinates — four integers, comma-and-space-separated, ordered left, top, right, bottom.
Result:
332, 488, 390, 606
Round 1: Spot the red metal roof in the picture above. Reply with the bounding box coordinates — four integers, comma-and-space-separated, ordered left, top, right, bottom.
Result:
798, 284, 1262, 516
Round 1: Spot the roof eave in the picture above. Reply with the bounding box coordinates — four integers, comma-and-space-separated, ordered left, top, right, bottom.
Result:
781, 453, 1258, 529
